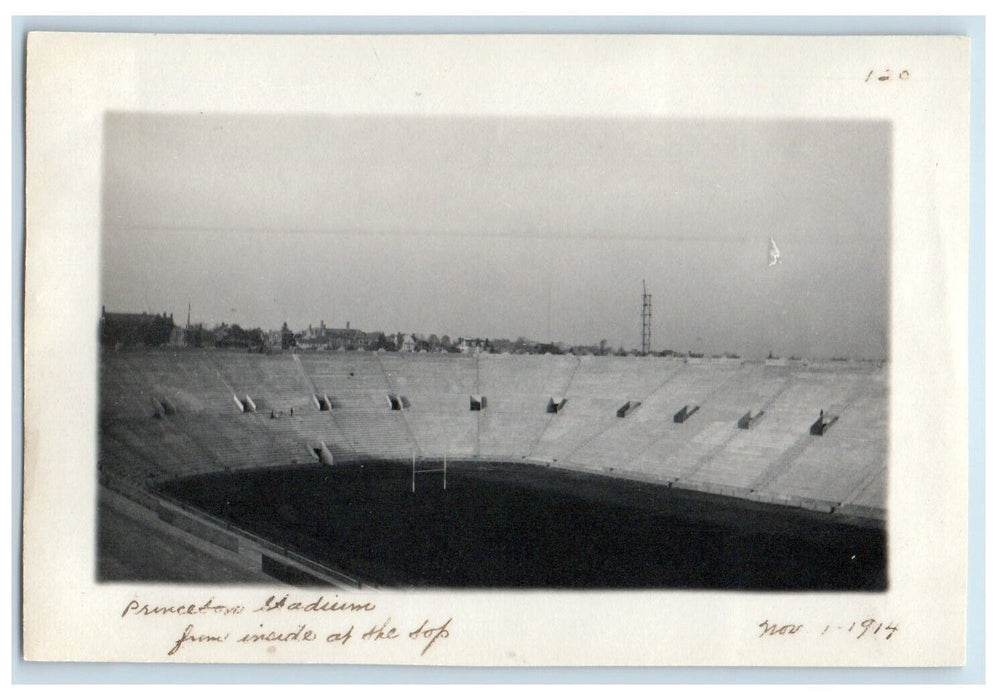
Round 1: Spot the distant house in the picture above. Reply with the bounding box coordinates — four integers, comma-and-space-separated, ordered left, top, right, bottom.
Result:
458, 338, 484, 354
399, 334, 416, 353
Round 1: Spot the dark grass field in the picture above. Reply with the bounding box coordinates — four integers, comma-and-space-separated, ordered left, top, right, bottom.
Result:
160, 460, 886, 590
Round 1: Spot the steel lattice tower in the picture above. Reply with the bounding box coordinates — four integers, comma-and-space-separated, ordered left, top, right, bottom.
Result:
641, 280, 652, 355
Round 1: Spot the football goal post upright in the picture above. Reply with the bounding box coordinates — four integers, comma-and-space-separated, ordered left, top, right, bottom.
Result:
411, 452, 447, 493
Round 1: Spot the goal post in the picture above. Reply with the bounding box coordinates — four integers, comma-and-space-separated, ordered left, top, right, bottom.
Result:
411, 451, 448, 493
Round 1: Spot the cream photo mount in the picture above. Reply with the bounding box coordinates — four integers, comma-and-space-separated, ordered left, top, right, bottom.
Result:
23, 32, 969, 666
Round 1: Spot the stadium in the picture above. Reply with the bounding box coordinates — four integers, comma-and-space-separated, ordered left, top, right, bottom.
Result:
97, 114, 890, 590
98, 348, 887, 589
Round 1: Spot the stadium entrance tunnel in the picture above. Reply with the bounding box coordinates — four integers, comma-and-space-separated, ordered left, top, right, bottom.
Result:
547, 397, 568, 414
469, 395, 487, 411
810, 413, 840, 436
313, 394, 332, 411
312, 442, 335, 465
387, 394, 410, 411
738, 410, 765, 429
674, 404, 699, 423
159, 459, 886, 590
617, 400, 641, 418
151, 397, 178, 418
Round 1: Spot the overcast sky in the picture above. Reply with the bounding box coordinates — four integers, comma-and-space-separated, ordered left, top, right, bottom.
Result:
101, 114, 890, 359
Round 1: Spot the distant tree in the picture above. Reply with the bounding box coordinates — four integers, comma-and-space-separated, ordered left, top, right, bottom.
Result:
374, 333, 394, 351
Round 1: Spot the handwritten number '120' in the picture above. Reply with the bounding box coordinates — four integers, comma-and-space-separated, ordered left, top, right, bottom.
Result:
866, 69, 910, 82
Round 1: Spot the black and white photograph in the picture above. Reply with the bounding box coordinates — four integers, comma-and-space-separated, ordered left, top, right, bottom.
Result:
23, 32, 970, 667
97, 114, 889, 590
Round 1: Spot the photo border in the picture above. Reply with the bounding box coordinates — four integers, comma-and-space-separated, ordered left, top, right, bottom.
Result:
11, 14, 985, 684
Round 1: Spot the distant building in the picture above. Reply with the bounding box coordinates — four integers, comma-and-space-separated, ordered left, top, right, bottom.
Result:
168, 325, 188, 347
276, 323, 295, 350
488, 338, 513, 354
399, 334, 416, 353
296, 320, 370, 351
458, 338, 483, 354
265, 324, 295, 352
100, 306, 174, 347
173, 323, 209, 348
212, 323, 265, 349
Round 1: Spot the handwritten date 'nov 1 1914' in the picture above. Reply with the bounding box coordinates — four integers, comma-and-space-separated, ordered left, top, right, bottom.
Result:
759, 619, 899, 640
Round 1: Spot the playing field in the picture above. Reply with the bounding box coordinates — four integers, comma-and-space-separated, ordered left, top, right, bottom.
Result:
160, 460, 885, 590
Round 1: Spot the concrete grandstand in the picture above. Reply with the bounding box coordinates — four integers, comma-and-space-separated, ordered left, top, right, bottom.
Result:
100, 350, 885, 511
98, 349, 886, 586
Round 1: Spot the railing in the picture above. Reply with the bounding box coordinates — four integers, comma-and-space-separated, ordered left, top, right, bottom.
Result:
102, 472, 367, 589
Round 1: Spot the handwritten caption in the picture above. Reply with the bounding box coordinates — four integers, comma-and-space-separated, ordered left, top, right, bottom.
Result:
758, 618, 899, 641
120, 594, 452, 658
865, 68, 910, 82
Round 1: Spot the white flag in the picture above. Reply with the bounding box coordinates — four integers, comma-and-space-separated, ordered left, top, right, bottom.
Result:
768, 237, 782, 266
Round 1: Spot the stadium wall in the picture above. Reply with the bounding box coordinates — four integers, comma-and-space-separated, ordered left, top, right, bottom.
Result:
99, 349, 887, 524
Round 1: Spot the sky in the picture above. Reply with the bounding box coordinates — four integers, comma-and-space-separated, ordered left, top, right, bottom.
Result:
101, 114, 890, 359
